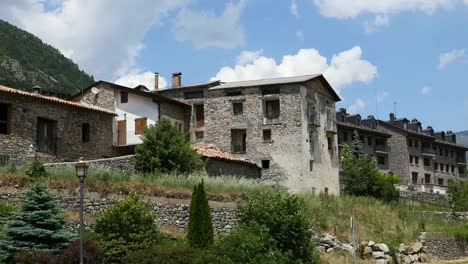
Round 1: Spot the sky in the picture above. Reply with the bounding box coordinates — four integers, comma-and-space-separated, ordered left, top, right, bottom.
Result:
0, 0, 467, 131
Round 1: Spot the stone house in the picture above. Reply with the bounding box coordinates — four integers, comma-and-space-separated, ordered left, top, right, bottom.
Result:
158, 73, 342, 195
336, 108, 392, 172
0, 85, 115, 164
70, 79, 191, 154
376, 113, 467, 191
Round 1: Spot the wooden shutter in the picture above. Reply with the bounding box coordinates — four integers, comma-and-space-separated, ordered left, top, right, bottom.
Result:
135, 117, 147, 135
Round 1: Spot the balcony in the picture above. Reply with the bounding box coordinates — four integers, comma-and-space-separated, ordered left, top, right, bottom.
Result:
308, 111, 320, 127
325, 119, 337, 134
375, 144, 389, 153
422, 147, 436, 156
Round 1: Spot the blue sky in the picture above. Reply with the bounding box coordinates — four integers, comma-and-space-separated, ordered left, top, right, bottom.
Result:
1, 0, 467, 131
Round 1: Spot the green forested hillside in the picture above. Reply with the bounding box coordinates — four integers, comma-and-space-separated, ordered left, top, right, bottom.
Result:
0, 19, 94, 96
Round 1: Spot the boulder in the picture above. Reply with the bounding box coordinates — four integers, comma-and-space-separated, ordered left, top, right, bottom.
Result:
402, 255, 411, 264
326, 247, 334, 253
363, 246, 373, 256
375, 259, 386, 264
372, 251, 385, 259
372, 243, 390, 253
411, 242, 423, 253
385, 254, 394, 264
368, 240, 376, 247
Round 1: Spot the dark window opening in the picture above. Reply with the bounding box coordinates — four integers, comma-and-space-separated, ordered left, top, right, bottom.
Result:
324, 187, 329, 194
377, 156, 385, 165
440, 164, 444, 172
262, 160, 270, 169
226, 91, 242, 96
446, 164, 449, 172
184, 90, 204, 99
451, 166, 455, 173
195, 104, 205, 128
409, 155, 413, 164
439, 148, 443, 156
343, 132, 348, 141
233, 102, 243, 115
408, 139, 413, 147
424, 174, 431, 184
445, 149, 449, 157
367, 136, 372, 146
261, 87, 280, 95
120, 91, 128, 103
434, 162, 438, 170
327, 136, 333, 150
264, 99, 280, 119
231, 129, 246, 153
450, 150, 454, 158
459, 166, 465, 175
412, 172, 418, 184
195, 131, 204, 141
82, 123, 91, 143
424, 158, 430, 167
414, 140, 419, 148
0, 104, 8, 134
415, 156, 419, 165
263, 129, 272, 142
437, 178, 444, 186
310, 160, 314, 171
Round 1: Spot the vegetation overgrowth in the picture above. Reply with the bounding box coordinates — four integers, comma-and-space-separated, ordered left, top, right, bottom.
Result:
187, 180, 214, 248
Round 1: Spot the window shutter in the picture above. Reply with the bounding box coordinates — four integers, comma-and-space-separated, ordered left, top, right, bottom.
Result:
135, 117, 147, 134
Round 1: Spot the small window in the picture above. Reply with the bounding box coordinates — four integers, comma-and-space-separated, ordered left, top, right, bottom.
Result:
231, 129, 246, 153
184, 91, 204, 99
445, 149, 448, 157
415, 156, 419, 165
412, 172, 418, 184
310, 160, 314, 171
450, 150, 454, 158
226, 91, 242, 96
134, 117, 147, 135
451, 166, 455, 173
437, 178, 444, 186
408, 139, 413, 147
439, 148, 443, 156
424, 174, 431, 184
262, 160, 270, 169
423, 158, 430, 167
434, 162, 438, 170
232, 102, 243, 115
459, 166, 465, 175
367, 136, 372, 146
440, 164, 444, 172
446, 164, 449, 172
409, 155, 413, 164
327, 136, 333, 150
120, 91, 128, 103
195, 131, 204, 141
0, 104, 9, 134
324, 187, 329, 194
195, 104, 205, 128
377, 156, 385, 165
265, 99, 280, 119
414, 140, 419, 148
343, 132, 348, 141
261, 87, 280, 95
82, 123, 90, 143
263, 129, 272, 142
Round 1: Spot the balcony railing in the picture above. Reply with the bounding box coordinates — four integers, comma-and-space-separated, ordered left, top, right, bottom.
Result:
422, 147, 436, 155
325, 119, 337, 133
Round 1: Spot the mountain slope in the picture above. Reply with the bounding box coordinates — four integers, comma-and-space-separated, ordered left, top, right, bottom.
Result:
0, 19, 94, 96
457, 130, 468, 146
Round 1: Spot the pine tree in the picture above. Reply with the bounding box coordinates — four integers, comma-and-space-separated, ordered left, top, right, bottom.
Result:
351, 130, 364, 158
0, 184, 74, 261
187, 180, 214, 248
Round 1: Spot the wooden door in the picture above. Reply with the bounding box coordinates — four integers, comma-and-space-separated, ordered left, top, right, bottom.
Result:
37, 118, 56, 154
117, 120, 127, 145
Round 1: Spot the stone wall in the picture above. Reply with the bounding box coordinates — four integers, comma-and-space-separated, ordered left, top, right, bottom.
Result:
421, 232, 468, 261
376, 125, 410, 183
0, 92, 114, 163
0, 188, 237, 234
399, 189, 450, 207
74, 84, 116, 111
205, 158, 261, 178
44, 155, 136, 172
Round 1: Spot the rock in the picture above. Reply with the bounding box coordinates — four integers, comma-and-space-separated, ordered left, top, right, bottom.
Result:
363, 246, 373, 256
326, 247, 334, 253
385, 254, 394, 264
375, 259, 386, 264
420, 252, 429, 262
411, 242, 423, 253
373, 243, 390, 253
318, 246, 326, 252
368, 240, 376, 247
402, 255, 412, 264
372, 251, 385, 259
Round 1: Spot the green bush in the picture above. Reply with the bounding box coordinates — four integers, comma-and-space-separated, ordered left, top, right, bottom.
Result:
0, 185, 74, 261
135, 118, 203, 174
448, 179, 468, 211
0, 202, 16, 218
94, 193, 159, 263
14, 251, 54, 264
237, 190, 316, 263
25, 155, 46, 180
187, 180, 214, 249
122, 246, 202, 264
7, 163, 17, 173
54, 239, 103, 264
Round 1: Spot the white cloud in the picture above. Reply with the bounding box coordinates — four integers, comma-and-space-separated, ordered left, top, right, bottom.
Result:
437, 49, 465, 70
348, 98, 366, 114
290, 0, 299, 17
212, 46, 377, 92
364, 14, 390, 33
296, 30, 304, 40
421, 86, 432, 95
115, 70, 168, 91
0, 0, 189, 80
173, 0, 246, 49
236, 49, 263, 65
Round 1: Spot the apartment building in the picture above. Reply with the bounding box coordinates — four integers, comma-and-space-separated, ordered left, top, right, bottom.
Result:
158, 73, 342, 194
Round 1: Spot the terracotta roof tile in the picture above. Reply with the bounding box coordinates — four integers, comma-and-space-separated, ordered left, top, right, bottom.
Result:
194, 144, 259, 167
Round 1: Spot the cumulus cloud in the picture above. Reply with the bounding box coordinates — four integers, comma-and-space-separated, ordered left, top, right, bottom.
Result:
236, 49, 263, 65
0, 0, 189, 80
348, 98, 366, 114
173, 0, 246, 49
421, 86, 432, 95
437, 49, 465, 70
290, 0, 299, 17
212, 46, 377, 92
364, 14, 390, 32
115, 70, 168, 90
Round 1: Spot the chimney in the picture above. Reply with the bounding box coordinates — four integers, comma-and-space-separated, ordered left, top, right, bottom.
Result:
339, 108, 346, 114
154, 72, 159, 92
172, 72, 182, 88
389, 113, 396, 122
32, 85, 41, 94
367, 115, 375, 119
411, 118, 418, 123
427, 126, 433, 130
446, 130, 453, 135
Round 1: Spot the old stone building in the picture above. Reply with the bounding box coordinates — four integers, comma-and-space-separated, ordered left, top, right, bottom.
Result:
0, 85, 115, 164
70, 80, 191, 154
336, 108, 392, 171
376, 113, 467, 190
158, 73, 342, 194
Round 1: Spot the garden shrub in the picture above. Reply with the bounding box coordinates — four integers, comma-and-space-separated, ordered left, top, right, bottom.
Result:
122, 246, 202, 264
25, 155, 46, 180
448, 179, 468, 211
94, 193, 159, 263
135, 118, 203, 174
14, 251, 54, 264
54, 239, 102, 264
187, 180, 214, 248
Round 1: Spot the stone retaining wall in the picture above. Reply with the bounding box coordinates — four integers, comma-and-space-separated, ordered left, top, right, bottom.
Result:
44, 155, 136, 173
421, 232, 468, 261
415, 211, 468, 221
399, 190, 450, 208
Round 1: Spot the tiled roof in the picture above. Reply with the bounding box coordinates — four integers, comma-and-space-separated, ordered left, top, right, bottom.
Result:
210, 74, 321, 90
336, 121, 392, 138
0, 85, 116, 115
194, 144, 259, 167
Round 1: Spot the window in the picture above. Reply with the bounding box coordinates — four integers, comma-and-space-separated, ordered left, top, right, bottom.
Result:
226, 91, 242, 96
414, 140, 419, 148
263, 129, 272, 142
231, 129, 246, 153
377, 156, 385, 165
450, 150, 454, 158
264, 99, 280, 119
0, 104, 9, 134
439, 148, 443, 156
262, 160, 270, 169
324, 187, 329, 194
359, 135, 365, 144
368, 136, 372, 146
184, 91, 204, 99
134, 117, 147, 135
343, 132, 348, 141
451, 166, 455, 173
424, 174, 431, 184
310, 160, 314, 172
408, 139, 413, 147
261, 87, 280, 95
445, 149, 449, 157
409, 155, 413, 164
446, 164, 449, 172
434, 162, 438, 171
232, 102, 243, 115
82, 123, 90, 143
415, 157, 419, 165
424, 158, 430, 167
327, 136, 333, 150
120, 91, 128, 103
195, 104, 205, 128
412, 172, 418, 184
440, 164, 444, 172
437, 178, 444, 186
459, 166, 465, 175
195, 131, 204, 141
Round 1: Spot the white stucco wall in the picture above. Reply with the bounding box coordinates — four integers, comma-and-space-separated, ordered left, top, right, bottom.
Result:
114, 91, 159, 145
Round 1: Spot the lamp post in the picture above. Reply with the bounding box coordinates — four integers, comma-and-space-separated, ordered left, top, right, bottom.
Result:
75, 160, 88, 264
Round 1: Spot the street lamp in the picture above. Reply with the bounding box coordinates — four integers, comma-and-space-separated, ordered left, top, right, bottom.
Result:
75, 160, 88, 264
